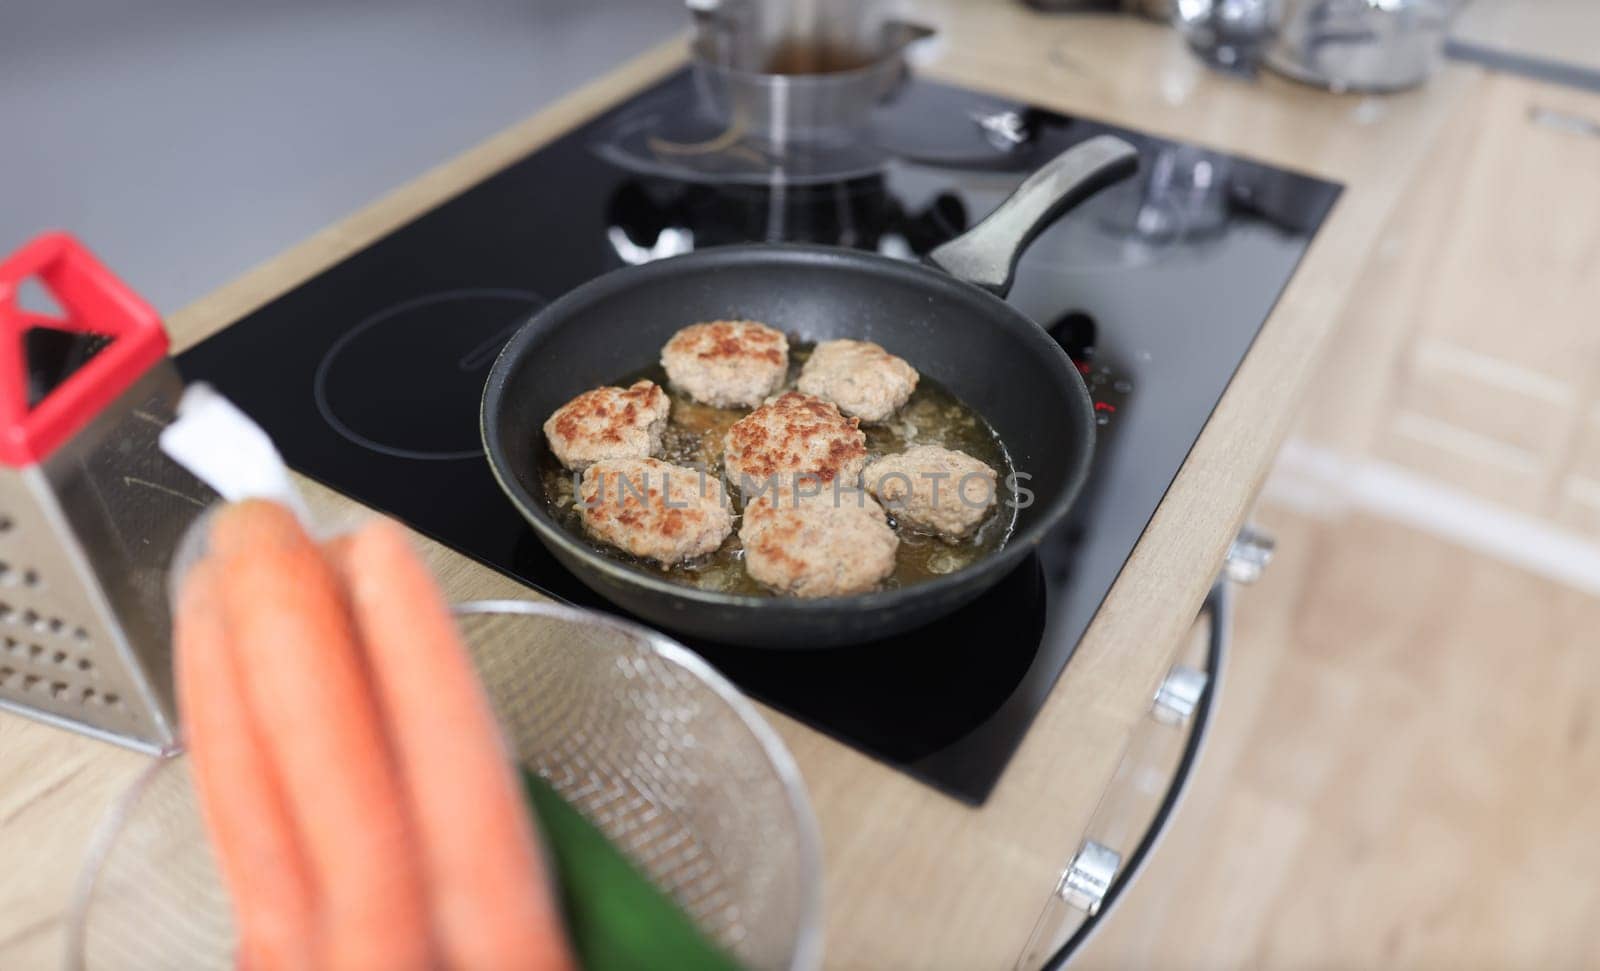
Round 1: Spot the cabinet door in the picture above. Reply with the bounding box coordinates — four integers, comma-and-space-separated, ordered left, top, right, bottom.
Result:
1315, 71, 1600, 517
1387, 73, 1600, 511
1016, 582, 1231, 969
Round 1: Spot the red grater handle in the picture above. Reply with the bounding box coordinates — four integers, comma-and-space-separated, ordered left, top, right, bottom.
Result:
0, 233, 169, 467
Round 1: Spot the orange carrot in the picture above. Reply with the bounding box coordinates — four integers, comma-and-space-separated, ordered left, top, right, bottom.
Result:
175, 559, 318, 971
328, 520, 573, 971
207, 501, 436, 970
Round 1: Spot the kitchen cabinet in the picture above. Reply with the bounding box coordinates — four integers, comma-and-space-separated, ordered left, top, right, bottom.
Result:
1296, 70, 1600, 529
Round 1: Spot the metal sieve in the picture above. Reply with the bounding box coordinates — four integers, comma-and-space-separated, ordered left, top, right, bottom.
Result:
67, 599, 823, 971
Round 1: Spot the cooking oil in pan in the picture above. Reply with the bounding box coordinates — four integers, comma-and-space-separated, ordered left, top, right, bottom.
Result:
539, 343, 1017, 597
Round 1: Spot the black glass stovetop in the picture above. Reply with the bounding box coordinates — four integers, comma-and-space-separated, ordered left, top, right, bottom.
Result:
179, 70, 1339, 804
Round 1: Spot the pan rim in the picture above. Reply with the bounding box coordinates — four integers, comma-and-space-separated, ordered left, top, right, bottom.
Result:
480, 242, 1095, 615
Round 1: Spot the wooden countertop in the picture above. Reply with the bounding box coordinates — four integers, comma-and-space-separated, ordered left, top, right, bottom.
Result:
0, 6, 1475, 968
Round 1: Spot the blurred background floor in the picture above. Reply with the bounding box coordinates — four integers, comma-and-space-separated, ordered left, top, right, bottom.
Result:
0, 0, 679, 313
1074, 493, 1600, 968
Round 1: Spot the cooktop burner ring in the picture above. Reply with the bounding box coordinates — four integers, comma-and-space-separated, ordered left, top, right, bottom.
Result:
313, 288, 547, 462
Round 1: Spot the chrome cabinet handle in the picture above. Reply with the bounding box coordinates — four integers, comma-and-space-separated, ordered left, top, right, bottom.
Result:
1057, 839, 1121, 917
1153, 665, 1209, 726
1223, 522, 1276, 585
1528, 106, 1600, 140
1015, 581, 1232, 969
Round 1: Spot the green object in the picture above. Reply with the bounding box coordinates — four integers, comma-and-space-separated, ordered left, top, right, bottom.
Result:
522, 769, 745, 971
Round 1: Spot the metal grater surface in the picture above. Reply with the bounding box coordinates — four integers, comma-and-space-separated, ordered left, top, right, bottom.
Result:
0, 364, 213, 751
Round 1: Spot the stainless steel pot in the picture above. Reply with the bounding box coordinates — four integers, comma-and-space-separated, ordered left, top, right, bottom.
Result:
1265, 0, 1456, 92
1174, 0, 1283, 75
688, 0, 935, 146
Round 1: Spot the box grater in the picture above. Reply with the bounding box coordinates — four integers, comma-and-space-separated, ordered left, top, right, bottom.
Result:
0, 233, 216, 752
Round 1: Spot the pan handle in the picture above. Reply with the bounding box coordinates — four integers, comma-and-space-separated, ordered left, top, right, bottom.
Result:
926, 134, 1140, 298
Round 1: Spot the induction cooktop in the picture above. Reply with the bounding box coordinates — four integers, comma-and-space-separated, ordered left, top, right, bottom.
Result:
179, 68, 1340, 804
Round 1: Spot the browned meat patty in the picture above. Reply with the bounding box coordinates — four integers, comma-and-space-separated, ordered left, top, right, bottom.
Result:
543, 380, 670, 471
739, 487, 898, 597
722, 391, 868, 494
577, 457, 732, 564
795, 339, 918, 422
864, 444, 999, 540
660, 320, 790, 408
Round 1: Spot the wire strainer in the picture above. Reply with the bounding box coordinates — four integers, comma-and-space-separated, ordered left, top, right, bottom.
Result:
67, 599, 823, 971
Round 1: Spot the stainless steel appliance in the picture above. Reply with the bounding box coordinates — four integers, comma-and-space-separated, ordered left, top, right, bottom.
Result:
689, 0, 936, 147
1266, 0, 1455, 92
1175, 0, 1283, 74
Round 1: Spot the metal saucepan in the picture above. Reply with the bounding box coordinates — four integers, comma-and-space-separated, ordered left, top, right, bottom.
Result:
690, 18, 937, 147
482, 135, 1139, 649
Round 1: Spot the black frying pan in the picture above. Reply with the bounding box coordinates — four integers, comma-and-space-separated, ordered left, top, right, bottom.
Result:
482, 136, 1138, 649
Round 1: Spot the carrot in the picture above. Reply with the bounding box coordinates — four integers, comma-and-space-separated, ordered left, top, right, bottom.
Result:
328, 520, 573, 971
207, 501, 436, 970
174, 559, 318, 971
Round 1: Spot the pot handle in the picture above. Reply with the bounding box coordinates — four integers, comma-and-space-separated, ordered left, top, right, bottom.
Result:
926, 134, 1140, 297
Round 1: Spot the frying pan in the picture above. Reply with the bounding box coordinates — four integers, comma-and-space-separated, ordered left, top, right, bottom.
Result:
482, 135, 1139, 649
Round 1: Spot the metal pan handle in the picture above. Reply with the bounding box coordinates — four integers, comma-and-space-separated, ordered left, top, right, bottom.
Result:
926, 135, 1140, 298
